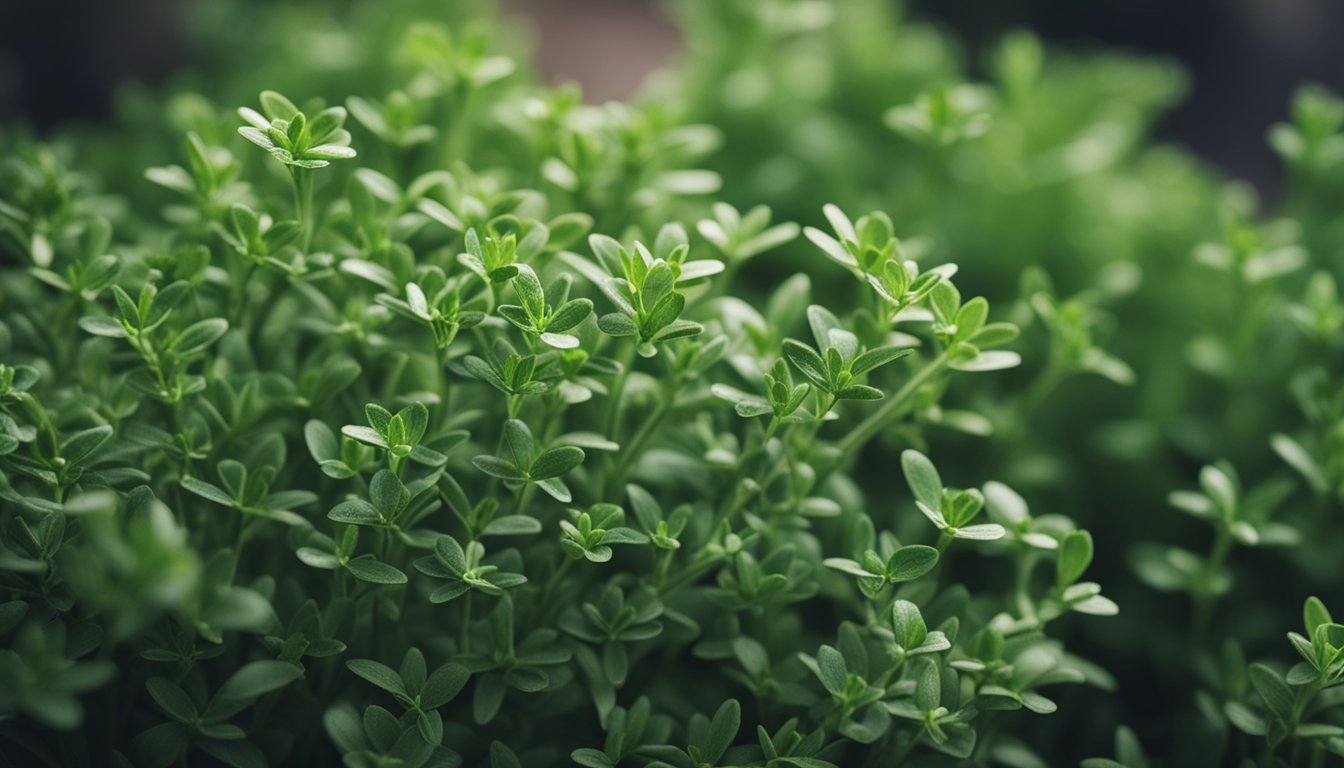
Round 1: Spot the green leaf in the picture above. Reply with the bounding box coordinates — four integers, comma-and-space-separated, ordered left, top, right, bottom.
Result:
1272, 434, 1328, 492
399, 402, 429, 445
887, 545, 939, 582
600, 527, 649, 545
172, 318, 229, 355
571, 748, 615, 768
328, 500, 381, 526
421, 663, 470, 709
949, 351, 1021, 372
344, 556, 407, 584
1248, 663, 1295, 722
850, 345, 911, 376
835, 384, 883, 400
304, 420, 339, 461
502, 420, 536, 469
1226, 700, 1269, 736
775, 759, 838, 768
530, 446, 585, 479
512, 265, 546, 319
652, 319, 702, 343
214, 661, 303, 706
643, 292, 685, 336
60, 425, 114, 467
111, 285, 141, 327
822, 557, 880, 578
369, 470, 409, 517
805, 226, 857, 269
1057, 530, 1094, 587
146, 678, 198, 722
474, 673, 506, 724
902, 450, 942, 511
915, 660, 941, 711
1200, 464, 1237, 517
815, 645, 847, 696
435, 536, 468, 573
347, 659, 407, 696
954, 297, 988, 341
547, 298, 593, 332
341, 425, 386, 448
182, 477, 236, 507
597, 313, 638, 337
952, 524, 1006, 541
259, 90, 299, 120
482, 516, 543, 537
474, 455, 526, 480
891, 600, 927, 650
783, 340, 830, 391
982, 480, 1029, 525
703, 699, 740, 763
1305, 596, 1333, 635
491, 741, 525, 768
78, 315, 128, 338
1021, 691, 1057, 714
202, 587, 273, 633
296, 547, 340, 570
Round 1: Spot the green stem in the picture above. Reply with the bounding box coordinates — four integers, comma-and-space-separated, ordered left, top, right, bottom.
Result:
538, 390, 567, 444
231, 261, 257, 326
514, 483, 537, 518
291, 168, 315, 251
659, 553, 726, 595
445, 84, 477, 164
596, 342, 639, 493
836, 352, 950, 458
708, 414, 813, 536
542, 557, 575, 600
1009, 357, 1067, 435
935, 532, 954, 553
652, 548, 673, 589
603, 344, 639, 439
459, 590, 473, 654
1191, 525, 1233, 644
1014, 549, 1039, 626
606, 383, 675, 496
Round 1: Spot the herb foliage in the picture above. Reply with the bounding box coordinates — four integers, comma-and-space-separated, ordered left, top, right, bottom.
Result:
2, 1, 1343, 766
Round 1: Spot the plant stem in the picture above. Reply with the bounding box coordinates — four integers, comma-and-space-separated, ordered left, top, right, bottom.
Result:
659, 553, 726, 595
596, 342, 639, 494
1004, 357, 1066, 442
459, 590, 473, 654
606, 381, 675, 495
836, 352, 949, 458
542, 557, 575, 601
1191, 525, 1233, 644
514, 483, 537, 518
291, 168, 315, 251
603, 343, 638, 439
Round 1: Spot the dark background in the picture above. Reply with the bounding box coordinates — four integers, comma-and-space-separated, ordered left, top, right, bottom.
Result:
3, 0, 1344, 197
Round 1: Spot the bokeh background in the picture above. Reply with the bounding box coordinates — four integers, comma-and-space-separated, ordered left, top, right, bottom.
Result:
4, 0, 1344, 196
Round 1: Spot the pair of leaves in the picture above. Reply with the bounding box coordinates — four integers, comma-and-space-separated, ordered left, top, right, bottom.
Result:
823, 544, 939, 598
903, 451, 1005, 541
472, 420, 585, 502
413, 536, 526, 602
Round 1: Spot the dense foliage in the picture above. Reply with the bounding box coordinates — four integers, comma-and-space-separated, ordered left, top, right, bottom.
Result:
2, 0, 1342, 766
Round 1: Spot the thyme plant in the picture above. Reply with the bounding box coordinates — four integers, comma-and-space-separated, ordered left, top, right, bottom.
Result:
1, 1, 1342, 766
